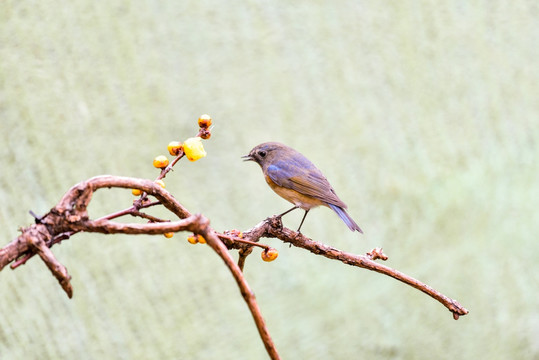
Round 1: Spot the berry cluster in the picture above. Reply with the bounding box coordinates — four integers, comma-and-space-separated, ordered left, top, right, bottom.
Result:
131, 114, 213, 239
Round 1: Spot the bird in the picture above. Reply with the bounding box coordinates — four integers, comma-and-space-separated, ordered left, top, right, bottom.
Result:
242, 142, 362, 233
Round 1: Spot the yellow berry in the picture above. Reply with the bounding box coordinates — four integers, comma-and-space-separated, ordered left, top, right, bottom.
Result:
164, 232, 174, 238
261, 248, 279, 262
167, 141, 183, 156
132, 188, 142, 196
154, 179, 165, 188
187, 235, 198, 244
183, 137, 207, 162
153, 155, 169, 168
198, 114, 212, 128
196, 234, 206, 244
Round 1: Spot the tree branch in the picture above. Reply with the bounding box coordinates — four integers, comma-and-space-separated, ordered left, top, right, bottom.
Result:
26, 225, 73, 298
1, 170, 468, 358
0, 119, 470, 358
240, 216, 468, 319
0, 175, 282, 360
198, 226, 281, 360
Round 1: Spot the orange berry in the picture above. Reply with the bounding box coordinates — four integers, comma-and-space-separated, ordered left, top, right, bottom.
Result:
167, 141, 183, 156
154, 179, 165, 188
164, 232, 174, 238
187, 234, 206, 244
131, 188, 142, 196
198, 114, 212, 128
261, 248, 279, 262
153, 155, 169, 168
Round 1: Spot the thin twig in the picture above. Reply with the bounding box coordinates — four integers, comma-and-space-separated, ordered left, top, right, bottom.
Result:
217, 233, 268, 250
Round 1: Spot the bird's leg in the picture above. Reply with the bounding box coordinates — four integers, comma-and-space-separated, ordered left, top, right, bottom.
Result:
296, 209, 310, 233
275, 206, 309, 233
277, 205, 299, 219
272, 206, 299, 230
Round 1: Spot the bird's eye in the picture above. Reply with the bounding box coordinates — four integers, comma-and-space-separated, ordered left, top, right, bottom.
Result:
258, 150, 267, 158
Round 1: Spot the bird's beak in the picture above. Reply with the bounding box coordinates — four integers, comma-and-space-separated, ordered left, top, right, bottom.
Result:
242, 154, 254, 162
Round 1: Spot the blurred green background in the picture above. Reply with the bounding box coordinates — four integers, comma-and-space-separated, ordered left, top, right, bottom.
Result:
1, 1, 537, 359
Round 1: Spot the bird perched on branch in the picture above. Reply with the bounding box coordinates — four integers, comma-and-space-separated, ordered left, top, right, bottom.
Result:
243, 142, 362, 233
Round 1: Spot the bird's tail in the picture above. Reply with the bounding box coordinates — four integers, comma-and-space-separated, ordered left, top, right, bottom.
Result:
328, 204, 363, 233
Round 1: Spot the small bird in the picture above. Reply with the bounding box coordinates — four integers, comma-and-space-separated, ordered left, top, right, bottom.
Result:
243, 142, 362, 233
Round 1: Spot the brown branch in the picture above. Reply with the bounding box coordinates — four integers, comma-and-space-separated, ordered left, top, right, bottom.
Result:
130, 210, 167, 223
7, 177, 191, 270
0, 123, 286, 358
0, 174, 281, 359
1, 173, 468, 360
26, 225, 73, 298
158, 151, 185, 179
237, 247, 254, 271
96, 200, 161, 222
60, 175, 192, 219
198, 226, 281, 360
73, 216, 202, 235
1, 176, 191, 272
241, 216, 469, 319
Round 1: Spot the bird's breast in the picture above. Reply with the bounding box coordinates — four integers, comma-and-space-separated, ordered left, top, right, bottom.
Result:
265, 175, 325, 210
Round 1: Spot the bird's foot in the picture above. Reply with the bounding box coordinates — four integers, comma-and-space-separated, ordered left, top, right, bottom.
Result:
269, 215, 283, 230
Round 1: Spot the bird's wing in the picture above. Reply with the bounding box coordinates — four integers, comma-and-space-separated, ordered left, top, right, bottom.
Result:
266, 160, 347, 208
